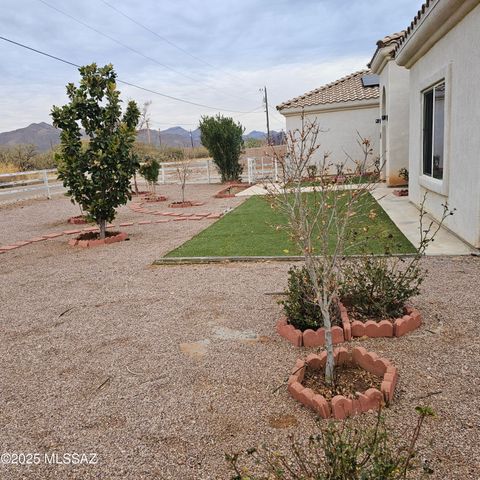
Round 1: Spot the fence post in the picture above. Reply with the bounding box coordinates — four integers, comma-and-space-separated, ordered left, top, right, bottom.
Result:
206, 159, 211, 184
161, 164, 165, 184
43, 170, 51, 199
274, 158, 278, 182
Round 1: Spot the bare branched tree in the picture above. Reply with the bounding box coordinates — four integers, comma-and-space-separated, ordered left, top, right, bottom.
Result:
175, 159, 191, 204
266, 116, 382, 385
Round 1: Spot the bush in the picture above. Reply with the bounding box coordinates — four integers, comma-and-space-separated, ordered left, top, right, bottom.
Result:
0, 145, 57, 172
199, 114, 244, 182
139, 156, 160, 195
341, 197, 454, 320
227, 407, 435, 480
340, 255, 423, 319
281, 266, 339, 331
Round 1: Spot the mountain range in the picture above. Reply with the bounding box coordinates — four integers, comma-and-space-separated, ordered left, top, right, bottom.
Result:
0, 123, 283, 151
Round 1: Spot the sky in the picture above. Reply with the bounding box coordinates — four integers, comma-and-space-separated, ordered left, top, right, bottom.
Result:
0, 0, 421, 134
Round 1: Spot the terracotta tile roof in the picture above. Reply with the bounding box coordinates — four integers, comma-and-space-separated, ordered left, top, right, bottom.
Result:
396, 1, 434, 51
277, 70, 379, 111
368, 31, 406, 67
377, 31, 406, 49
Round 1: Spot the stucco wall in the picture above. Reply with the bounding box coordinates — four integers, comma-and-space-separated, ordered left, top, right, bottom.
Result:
379, 61, 410, 186
407, 5, 480, 248
284, 104, 379, 173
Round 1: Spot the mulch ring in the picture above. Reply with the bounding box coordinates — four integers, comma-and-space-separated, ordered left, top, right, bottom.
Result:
303, 363, 382, 402
68, 231, 128, 248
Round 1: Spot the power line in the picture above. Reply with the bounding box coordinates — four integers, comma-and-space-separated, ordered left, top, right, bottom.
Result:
99, 0, 252, 91
100, 0, 217, 70
36, 0, 205, 85
0, 35, 255, 113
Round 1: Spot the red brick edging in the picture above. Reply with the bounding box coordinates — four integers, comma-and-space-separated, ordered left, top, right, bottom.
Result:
277, 303, 421, 346
276, 303, 351, 347
68, 232, 128, 248
348, 305, 422, 338
288, 346, 398, 419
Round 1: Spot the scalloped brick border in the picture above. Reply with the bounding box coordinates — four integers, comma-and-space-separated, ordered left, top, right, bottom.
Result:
68, 231, 128, 248
287, 347, 398, 419
276, 304, 351, 348
346, 305, 422, 338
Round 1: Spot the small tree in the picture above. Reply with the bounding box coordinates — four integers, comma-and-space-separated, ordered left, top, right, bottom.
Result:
199, 114, 244, 182
267, 117, 380, 385
138, 156, 160, 196
51, 63, 140, 239
175, 159, 191, 203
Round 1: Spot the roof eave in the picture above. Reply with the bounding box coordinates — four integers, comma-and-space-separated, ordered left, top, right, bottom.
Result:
396, 0, 479, 68
369, 45, 396, 74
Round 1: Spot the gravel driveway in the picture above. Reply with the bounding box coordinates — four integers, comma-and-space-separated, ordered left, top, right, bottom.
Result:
0, 185, 479, 479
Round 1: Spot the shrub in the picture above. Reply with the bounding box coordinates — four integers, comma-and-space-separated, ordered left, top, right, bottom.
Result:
281, 266, 339, 331
138, 157, 160, 195
226, 407, 435, 480
399, 167, 409, 184
341, 196, 454, 320
340, 254, 422, 319
199, 114, 244, 182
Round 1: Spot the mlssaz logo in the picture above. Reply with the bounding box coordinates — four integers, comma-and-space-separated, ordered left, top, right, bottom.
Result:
44, 453, 98, 465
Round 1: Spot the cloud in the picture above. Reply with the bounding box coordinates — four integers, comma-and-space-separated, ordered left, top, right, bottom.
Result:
0, 0, 421, 132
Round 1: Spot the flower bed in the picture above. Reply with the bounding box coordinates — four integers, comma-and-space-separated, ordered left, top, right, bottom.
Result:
276, 304, 351, 347
344, 304, 422, 338
287, 347, 398, 419
69, 231, 128, 248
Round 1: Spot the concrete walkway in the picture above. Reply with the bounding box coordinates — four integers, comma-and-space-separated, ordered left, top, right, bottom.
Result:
237, 183, 475, 256
371, 187, 474, 255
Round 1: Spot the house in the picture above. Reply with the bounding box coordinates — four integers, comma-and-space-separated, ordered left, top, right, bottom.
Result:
276, 71, 380, 172
395, 0, 480, 248
368, 32, 410, 186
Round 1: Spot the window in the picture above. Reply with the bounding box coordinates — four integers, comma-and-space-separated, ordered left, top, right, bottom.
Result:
422, 82, 445, 180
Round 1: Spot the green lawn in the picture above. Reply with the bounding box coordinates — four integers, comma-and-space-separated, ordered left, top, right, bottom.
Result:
166, 193, 415, 257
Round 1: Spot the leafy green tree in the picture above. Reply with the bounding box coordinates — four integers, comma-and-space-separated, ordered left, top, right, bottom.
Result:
199, 114, 244, 182
51, 63, 140, 239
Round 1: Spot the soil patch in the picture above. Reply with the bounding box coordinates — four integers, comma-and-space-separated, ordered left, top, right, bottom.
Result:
77, 231, 122, 241
303, 363, 382, 401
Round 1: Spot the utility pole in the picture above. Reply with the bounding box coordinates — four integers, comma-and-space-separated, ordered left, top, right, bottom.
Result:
261, 86, 271, 145
158, 128, 162, 147
189, 130, 194, 148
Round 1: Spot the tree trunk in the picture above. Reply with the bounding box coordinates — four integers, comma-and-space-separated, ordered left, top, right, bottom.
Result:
133, 174, 139, 194
99, 219, 107, 240
182, 184, 185, 203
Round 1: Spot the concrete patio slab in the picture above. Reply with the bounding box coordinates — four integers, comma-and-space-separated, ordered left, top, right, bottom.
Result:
371, 187, 475, 256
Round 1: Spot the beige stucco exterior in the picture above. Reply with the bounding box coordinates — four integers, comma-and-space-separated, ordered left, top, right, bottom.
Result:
370, 45, 410, 186
282, 100, 380, 172
396, 0, 480, 248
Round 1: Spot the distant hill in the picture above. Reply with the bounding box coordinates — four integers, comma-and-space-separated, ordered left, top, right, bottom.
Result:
0, 122, 61, 151
0, 123, 284, 151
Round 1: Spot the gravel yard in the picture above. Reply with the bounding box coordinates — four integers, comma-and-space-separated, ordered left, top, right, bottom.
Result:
0, 184, 479, 479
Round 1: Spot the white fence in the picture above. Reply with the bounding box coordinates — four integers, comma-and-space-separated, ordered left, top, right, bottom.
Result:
158, 157, 279, 185
0, 169, 63, 199
0, 157, 280, 202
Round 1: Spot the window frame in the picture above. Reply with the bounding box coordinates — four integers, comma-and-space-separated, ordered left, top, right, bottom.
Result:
418, 64, 451, 196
